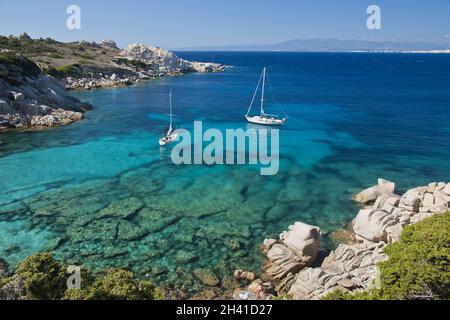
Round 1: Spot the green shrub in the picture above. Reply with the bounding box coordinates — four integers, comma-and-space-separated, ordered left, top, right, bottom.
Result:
47, 52, 64, 59
0, 51, 41, 78
377, 212, 449, 300
44, 65, 75, 78
77, 59, 91, 65
63, 269, 163, 300
321, 289, 378, 300
77, 53, 94, 60
15, 252, 66, 300
113, 57, 148, 69
322, 212, 450, 300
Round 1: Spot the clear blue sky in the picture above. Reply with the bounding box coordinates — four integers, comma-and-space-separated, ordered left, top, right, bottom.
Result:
1, 0, 449, 48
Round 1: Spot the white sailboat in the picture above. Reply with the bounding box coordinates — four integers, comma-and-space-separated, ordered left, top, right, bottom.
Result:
245, 67, 287, 126
159, 90, 179, 146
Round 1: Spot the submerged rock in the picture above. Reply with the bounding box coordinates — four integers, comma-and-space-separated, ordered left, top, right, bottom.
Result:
97, 197, 143, 219
136, 207, 180, 233
174, 251, 198, 264
67, 218, 119, 243
194, 268, 220, 286
233, 269, 256, 282
117, 220, 148, 241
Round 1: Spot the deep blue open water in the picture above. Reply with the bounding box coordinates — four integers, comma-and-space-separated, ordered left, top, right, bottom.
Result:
1, 52, 449, 295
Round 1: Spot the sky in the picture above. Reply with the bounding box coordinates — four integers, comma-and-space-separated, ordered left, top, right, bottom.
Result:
0, 0, 449, 49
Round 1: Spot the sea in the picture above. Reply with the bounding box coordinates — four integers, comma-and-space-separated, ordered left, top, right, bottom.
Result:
1, 52, 449, 296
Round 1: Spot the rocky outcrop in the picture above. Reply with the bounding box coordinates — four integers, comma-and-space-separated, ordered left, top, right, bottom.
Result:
121, 43, 225, 74
2, 35, 226, 91
61, 44, 226, 90
249, 179, 450, 300
0, 52, 92, 130
352, 178, 396, 204
101, 39, 119, 50
262, 222, 321, 284
288, 242, 387, 299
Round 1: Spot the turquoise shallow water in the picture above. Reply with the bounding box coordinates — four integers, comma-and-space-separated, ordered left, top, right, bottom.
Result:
1, 52, 450, 295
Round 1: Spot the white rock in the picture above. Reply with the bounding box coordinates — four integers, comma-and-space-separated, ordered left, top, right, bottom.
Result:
121, 43, 224, 73
430, 205, 448, 214
353, 209, 397, 242
386, 224, 403, 243
427, 182, 437, 194
353, 185, 378, 204
401, 190, 422, 212
280, 222, 321, 265
422, 193, 435, 207
266, 244, 303, 280
437, 182, 446, 191
434, 196, 447, 207
262, 238, 277, 251
101, 39, 118, 49
444, 183, 450, 196
378, 178, 396, 194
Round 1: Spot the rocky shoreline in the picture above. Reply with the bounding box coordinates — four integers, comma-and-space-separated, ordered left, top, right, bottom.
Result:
238, 179, 450, 300
0, 36, 226, 130
62, 43, 226, 90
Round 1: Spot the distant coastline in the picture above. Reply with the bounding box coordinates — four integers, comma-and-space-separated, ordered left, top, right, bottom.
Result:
176, 37, 450, 53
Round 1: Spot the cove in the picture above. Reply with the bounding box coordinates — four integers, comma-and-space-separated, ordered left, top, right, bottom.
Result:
1, 52, 450, 298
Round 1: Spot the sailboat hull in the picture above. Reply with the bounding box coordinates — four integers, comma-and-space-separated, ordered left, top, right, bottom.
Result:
245, 115, 286, 126
159, 132, 179, 146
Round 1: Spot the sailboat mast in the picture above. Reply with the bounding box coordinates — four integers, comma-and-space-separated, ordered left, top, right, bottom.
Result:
260, 67, 266, 115
169, 90, 173, 133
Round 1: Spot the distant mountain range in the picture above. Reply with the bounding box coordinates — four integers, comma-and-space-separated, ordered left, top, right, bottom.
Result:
177, 38, 450, 52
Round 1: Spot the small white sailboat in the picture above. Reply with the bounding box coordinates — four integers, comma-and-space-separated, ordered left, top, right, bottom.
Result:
245, 67, 287, 126
159, 90, 179, 146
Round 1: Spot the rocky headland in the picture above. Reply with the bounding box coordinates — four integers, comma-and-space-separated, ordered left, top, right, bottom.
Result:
0, 51, 92, 130
62, 43, 225, 90
240, 179, 450, 300
0, 34, 225, 130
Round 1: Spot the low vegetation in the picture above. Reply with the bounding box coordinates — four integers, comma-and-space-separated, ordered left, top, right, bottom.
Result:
113, 57, 149, 70
0, 51, 41, 78
0, 51, 42, 86
44, 65, 76, 78
0, 252, 163, 300
322, 212, 450, 300
1, 34, 120, 78
64, 269, 164, 300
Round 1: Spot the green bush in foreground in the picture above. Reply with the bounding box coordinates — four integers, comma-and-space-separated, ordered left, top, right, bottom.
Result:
3, 252, 163, 300
323, 212, 450, 300
15, 252, 66, 300
64, 269, 163, 300
379, 212, 449, 299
